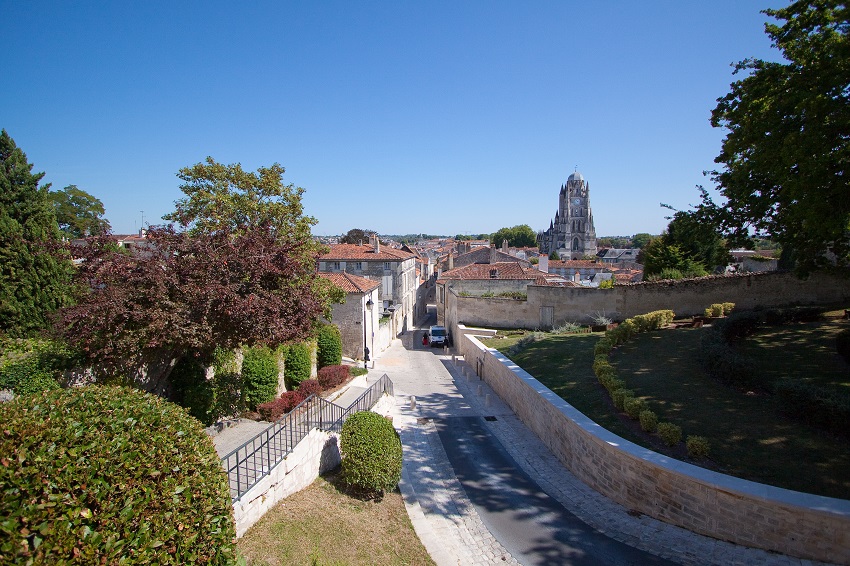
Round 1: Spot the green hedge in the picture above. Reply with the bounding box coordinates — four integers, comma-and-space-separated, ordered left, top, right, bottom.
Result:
316, 324, 342, 369
284, 343, 312, 389
169, 350, 243, 426
0, 386, 237, 564
340, 411, 403, 494
0, 338, 79, 396
242, 346, 279, 411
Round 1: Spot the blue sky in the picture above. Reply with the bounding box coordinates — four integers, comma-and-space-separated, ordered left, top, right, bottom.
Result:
2, 1, 784, 238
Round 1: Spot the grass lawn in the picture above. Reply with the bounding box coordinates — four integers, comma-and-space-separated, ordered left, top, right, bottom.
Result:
482, 318, 850, 500
238, 469, 435, 566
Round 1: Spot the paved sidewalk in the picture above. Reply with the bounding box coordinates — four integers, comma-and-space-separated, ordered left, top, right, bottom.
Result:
379, 331, 828, 566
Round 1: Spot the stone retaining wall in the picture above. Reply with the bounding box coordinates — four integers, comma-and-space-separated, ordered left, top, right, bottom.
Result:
457, 327, 850, 564
232, 394, 395, 537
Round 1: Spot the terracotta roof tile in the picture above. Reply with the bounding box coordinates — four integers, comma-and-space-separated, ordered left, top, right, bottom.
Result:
317, 271, 380, 293
319, 243, 415, 261
437, 262, 540, 282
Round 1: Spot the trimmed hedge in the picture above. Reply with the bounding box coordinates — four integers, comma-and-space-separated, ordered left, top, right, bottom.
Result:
298, 379, 321, 398
257, 390, 306, 421
242, 346, 279, 411
317, 364, 351, 391
316, 324, 342, 369
169, 351, 244, 427
284, 342, 312, 389
775, 380, 850, 437
0, 386, 236, 564
340, 411, 403, 494
639, 409, 658, 433
657, 422, 682, 446
686, 435, 711, 459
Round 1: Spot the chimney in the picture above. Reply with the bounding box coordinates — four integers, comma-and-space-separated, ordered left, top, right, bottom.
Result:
448, 253, 454, 271
539, 255, 548, 273
502, 239, 508, 252
490, 244, 496, 264
371, 234, 380, 253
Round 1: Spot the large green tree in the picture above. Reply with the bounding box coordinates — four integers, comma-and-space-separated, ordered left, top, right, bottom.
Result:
48, 184, 111, 238
640, 208, 730, 279
339, 227, 376, 245
491, 224, 537, 248
706, 1, 850, 275
0, 130, 72, 336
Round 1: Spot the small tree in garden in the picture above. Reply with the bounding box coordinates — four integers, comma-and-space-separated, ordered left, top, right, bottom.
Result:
284, 342, 312, 389
241, 346, 279, 410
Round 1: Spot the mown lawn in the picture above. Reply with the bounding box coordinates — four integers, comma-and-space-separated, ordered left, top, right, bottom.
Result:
238, 470, 434, 566
482, 318, 850, 500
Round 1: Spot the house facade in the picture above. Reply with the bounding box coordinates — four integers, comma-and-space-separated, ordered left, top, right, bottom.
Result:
317, 271, 381, 363
318, 235, 418, 335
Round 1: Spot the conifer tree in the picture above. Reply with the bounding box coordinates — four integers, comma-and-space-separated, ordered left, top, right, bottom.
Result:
0, 130, 71, 336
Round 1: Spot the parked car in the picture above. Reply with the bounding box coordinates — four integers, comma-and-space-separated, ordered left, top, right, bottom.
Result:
428, 325, 449, 347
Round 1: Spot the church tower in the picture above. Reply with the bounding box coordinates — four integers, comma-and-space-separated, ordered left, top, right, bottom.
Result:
537, 171, 597, 260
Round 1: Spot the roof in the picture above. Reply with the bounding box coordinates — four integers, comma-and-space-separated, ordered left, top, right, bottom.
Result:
548, 259, 606, 269
568, 171, 584, 182
437, 262, 544, 282
320, 243, 415, 261
317, 271, 380, 293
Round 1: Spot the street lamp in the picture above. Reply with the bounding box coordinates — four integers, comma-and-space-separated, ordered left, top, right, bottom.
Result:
364, 298, 373, 369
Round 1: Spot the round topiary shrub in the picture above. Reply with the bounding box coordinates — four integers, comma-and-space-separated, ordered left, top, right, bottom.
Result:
623, 396, 647, 419
686, 435, 711, 459
298, 378, 321, 398
316, 324, 342, 369
284, 342, 312, 389
242, 346, 279, 411
657, 422, 683, 447
612, 388, 634, 411
639, 409, 658, 433
340, 411, 402, 494
0, 386, 237, 564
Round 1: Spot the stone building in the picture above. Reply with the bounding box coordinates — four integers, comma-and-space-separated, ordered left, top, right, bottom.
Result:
318, 235, 418, 335
317, 272, 381, 362
538, 171, 598, 259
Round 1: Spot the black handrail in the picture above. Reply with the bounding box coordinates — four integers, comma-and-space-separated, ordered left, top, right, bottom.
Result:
220, 373, 394, 501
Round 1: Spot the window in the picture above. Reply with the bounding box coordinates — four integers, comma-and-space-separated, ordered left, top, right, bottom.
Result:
384, 262, 392, 270
353, 262, 363, 270
489, 269, 498, 279
331, 261, 341, 270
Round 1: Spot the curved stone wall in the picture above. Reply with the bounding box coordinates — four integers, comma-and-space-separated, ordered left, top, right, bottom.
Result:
457, 327, 850, 564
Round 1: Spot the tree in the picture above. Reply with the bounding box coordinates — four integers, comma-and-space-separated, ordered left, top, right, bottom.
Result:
631, 233, 655, 249
640, 209, 729, 279
491, 224, 537, 248
60, 159, 343, 391
48, 184, 111, 238
706, 1, 850, 275
339, 228, 376, 245
0, 130, 72, 336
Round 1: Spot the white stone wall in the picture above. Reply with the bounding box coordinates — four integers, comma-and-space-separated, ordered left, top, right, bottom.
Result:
456, 329, 850, 564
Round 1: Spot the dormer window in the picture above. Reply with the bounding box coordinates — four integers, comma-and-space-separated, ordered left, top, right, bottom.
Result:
489, 269, 498, 279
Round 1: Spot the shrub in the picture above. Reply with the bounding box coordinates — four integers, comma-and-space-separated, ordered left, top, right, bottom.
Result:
686, 435, 711, 459
350, 367, 368, 377
284, 342, 312, 389
257, 390, 306, 421
705, 304, 724, 318
598, 279, 614, 289
552, 321, 582, 334
775, 380, 850, 436
612, 388, 634, 411
624, 396, 647, 419
657, 422, 682, 446
837, 329, 850, 363
242, 346, 279, 411
0, 338, 78, 395
298, 378, 322, 398
317, 364, 351, 390
721, 302, 735, 315
340, 411, 403, 493
316, 324, 342, 369
639, 409, 658, 432
0, 386, 236, 564
594, 337, 614, 356
604, 378, 626, 395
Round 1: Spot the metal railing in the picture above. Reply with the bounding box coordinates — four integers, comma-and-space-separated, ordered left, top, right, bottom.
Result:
221, 373, 394, 501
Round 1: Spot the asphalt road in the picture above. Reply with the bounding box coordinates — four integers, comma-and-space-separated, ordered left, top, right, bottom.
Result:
436, 415, 676, 565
